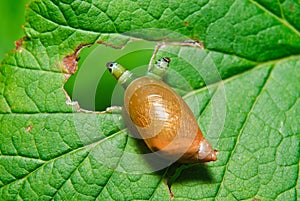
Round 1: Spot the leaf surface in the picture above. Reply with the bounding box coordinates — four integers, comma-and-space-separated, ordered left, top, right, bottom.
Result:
0, 0, 299, 200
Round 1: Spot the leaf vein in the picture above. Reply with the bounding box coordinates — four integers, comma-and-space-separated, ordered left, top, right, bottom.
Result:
248, 0, 300, 37
214, 64, 274, 198
94, 132, 129, 200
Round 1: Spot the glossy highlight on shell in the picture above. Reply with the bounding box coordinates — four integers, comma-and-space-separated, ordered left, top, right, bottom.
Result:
106, 58, 217, 163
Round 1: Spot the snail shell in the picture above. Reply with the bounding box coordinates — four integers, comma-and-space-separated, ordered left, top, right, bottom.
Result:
106, 58, 217, 163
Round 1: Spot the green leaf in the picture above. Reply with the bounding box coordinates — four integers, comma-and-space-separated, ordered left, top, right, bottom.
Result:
1, 0, 299, 200
0, 0, 30, 61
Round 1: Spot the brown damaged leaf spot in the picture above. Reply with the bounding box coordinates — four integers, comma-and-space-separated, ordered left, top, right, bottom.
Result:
97, 39, 127, 49
63, 54, 78, 74
63, 44, 91, 74
166, 179, 174, 200
26, 125, 33, 132
15, 36, 27, 52
169, 188, 174, 200
164, 175, 176, 200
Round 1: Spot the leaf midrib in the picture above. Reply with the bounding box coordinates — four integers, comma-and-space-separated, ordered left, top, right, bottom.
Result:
213, 64, 274, 199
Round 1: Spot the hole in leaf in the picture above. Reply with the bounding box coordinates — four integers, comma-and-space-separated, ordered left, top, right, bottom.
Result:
64, 40, 157, 111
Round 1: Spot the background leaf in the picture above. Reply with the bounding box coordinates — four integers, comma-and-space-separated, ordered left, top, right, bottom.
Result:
0, 0, 30, 61
0, 0, 299, 200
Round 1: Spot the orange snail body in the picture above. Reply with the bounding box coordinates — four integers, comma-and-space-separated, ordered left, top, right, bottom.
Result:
106, 58, 217, 163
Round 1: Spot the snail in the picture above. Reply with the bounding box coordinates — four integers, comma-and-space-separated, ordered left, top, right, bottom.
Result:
106, 57, 217, 163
